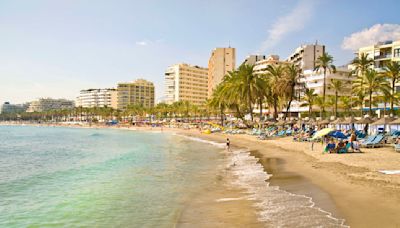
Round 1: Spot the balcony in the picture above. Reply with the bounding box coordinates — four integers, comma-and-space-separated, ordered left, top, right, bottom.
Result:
375, 54, 392, 60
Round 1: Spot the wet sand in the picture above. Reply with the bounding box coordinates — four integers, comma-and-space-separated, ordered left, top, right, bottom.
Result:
179, 130, 400, 228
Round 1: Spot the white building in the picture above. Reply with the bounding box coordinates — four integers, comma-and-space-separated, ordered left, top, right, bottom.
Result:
76, 88, 118, 109
253, 55, 287, 75
26, 98, 75, 112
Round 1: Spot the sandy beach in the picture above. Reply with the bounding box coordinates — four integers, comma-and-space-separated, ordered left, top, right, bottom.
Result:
177, 130, 400, 228
2, 122, 400, 227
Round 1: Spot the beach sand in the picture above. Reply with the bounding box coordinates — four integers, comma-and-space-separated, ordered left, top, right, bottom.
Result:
176, 130, 400, 228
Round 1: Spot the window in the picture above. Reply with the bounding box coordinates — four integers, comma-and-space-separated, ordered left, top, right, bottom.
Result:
394, 48, 400, 57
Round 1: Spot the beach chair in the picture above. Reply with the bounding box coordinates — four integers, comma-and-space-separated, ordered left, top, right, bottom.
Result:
365, 134, 384, 148
394, 144, 400, 152
360, 134, 377, 147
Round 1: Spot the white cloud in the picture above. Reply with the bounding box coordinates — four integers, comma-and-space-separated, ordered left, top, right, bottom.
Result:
135, 41, 148, 46
258, 0, 316, 53
135, 39, 164, 46
342, 24, 400, 51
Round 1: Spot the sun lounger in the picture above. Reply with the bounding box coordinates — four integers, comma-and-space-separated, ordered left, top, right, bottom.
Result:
360, 134, 377, 147
364, 134, 384, 148
338, 143, 351, 153
394, 144, 400, 152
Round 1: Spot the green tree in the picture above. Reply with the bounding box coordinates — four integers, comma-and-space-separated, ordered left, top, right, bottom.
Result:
314, 52, 336, 116
383, 61, 400, 115
301, 88, 318, 117
330, 79, 343, 118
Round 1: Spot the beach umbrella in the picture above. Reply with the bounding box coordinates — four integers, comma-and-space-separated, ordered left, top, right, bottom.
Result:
356, 117, 374, 124
331, 117, 345, 125
342, 116, 357, 124
371, 117, 395, 125
328, 131, 347, 139
318, 119, 330, 126
389, 118, 400, 125
312, 128, 334, 139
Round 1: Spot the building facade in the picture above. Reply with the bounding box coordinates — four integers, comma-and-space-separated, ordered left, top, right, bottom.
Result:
300, 67, 353, 96
26, 98, 75, 112
208, 47, 236, 98
253, 55, 287, 75
164, 63, 208, 106
0, 102, 29, 114
117, 79, 155, 110
286, 43, 325, 72
242, 55, 266, 66
76, 88, 117, 109
357, 40, 400, 72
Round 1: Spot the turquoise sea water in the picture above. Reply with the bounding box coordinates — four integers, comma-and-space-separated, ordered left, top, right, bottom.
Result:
0, 126, 223, 227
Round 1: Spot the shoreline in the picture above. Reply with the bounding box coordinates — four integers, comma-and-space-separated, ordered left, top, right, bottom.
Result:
2, 123, 400, 227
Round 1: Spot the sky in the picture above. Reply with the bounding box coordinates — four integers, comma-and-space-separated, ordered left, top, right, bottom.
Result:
1, 0, 400, 104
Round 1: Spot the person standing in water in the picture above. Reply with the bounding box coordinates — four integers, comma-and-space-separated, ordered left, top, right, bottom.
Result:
226, 138, 230, 151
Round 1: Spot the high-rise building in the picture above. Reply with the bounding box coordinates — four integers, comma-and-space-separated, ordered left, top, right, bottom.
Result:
242, 55, 266, 66
253, 55, 287, 75
0, 102, 29, 114
208, 47, 236, 97
26, 98, 75, 112
287, 43, 325, 72
76, 88, 118, 109
357, 40, 400, 72
117, 79, 155, 110
164, 63, 208, 106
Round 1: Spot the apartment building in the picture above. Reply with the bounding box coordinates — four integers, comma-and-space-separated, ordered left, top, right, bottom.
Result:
0, 102, 29, 114
300, 67, 353, 96
26, 98, 75, 112
286, 43, 325, 72
357, 40, 400, 72
76, 88, 118, 109
117, 79, 155, 110
208, 47, 236, 97
164, 63, 208, 106
253, 55, 288, 75
242, 55, 266, 66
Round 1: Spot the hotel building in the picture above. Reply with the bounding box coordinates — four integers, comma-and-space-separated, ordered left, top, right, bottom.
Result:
76, 88, 118, 109
164, 63, 208, 106
26, 98, 75, 112
253, 55, 288, 75
286, 43, 325, 72
117, 79, 155, 110
207, 47, 236, 97
242, 55, 266, 66
0, 102, 29, 114
357, 40, 400, 72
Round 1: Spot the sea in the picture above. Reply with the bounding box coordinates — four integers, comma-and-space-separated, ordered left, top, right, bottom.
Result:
0, 125, 347, 227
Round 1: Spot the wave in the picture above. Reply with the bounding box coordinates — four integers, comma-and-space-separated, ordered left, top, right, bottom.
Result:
180, 135, 348, 227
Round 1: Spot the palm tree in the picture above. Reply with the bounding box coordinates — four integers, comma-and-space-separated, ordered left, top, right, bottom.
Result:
265, 64, 286, 119
314, 96, 325, 118
330, 79, 343, 118
282, 64, 301, 119
237, 64, 257, 122
301, 88, 318, 117
354, 69, 390, 115
383, 61, 400, 115
314, 52, 336, 116
350, 53, 374, 116
339, 96, 353, 116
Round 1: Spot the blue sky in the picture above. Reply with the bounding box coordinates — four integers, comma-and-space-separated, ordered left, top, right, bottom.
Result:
1, 0, 400, 104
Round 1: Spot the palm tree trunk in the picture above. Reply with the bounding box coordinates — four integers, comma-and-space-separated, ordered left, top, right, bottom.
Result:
220, 107, 224, 126
248, 88, 253, 122
273, 96, 278, 119
369, 92, 373, 116
391, 79, 395, 116
335, 92, 338, 118
322, 68, 326, 117
259, 98, 263, 120
285, 85, 295, 119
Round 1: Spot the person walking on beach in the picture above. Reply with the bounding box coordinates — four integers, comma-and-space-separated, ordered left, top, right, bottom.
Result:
226, 138, 230, 151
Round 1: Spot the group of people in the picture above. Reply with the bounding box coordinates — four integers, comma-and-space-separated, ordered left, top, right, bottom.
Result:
324, 131, 361, 153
